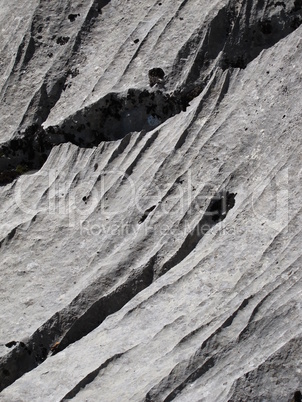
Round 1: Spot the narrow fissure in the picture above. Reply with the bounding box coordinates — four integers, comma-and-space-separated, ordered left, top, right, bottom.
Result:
159, 191, 236, 276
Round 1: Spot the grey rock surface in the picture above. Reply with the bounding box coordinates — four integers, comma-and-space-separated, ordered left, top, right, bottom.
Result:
0, 0, 302, 401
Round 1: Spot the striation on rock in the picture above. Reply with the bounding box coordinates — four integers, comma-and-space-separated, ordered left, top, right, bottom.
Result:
0, 0, 302, 401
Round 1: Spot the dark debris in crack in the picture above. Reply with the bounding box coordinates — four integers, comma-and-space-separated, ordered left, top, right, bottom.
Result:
0, 88, 188, 186
1, 0, 302, 185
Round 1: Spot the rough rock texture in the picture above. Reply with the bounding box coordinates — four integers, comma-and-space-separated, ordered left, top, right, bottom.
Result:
0, 0, 302, 401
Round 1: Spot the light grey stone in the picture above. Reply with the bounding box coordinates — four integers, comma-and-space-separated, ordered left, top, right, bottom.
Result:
0, 0, 302, 401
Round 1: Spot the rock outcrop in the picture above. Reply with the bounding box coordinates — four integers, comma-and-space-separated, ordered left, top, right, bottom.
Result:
0, 0, 302, 401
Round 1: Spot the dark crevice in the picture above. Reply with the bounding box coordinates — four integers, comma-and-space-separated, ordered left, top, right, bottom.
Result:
145, 296, 253, 402
0, 124, 50, 185
162, 357, 216, 402
57, 88, 186, 144
70, 0, 111, 55
52, 260, 154, 355
293, 390, 302, 402
158, 191, 236, 276
60, 353, 125, 401
0, 257, 155, 392
220, 0, 302, 70
139, 205, 156, 224
0, 88, 188, 186
171, 0, 302, 100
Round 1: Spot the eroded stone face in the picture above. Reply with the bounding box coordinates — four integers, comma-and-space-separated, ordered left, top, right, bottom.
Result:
0, 0, 302, 401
